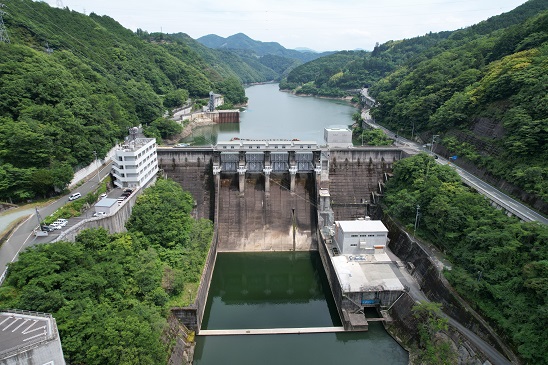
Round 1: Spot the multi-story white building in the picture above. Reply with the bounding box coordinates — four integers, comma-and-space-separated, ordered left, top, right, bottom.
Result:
333, 218, 388, 256
111, 137, 158, 189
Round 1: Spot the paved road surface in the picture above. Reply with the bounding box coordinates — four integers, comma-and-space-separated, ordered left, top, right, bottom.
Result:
0, 162, 112, 284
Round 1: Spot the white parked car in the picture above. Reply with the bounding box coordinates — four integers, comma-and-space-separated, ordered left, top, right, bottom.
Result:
68, 192, 81, 201
50, 222, 62, 230
92, 212, 107, 217
54, 219, 67, 227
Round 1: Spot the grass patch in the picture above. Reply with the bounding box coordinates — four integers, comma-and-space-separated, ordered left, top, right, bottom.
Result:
166, 282, 200, 308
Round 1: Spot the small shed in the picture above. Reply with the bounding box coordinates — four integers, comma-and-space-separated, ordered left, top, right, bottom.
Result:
94, 198, 117, 215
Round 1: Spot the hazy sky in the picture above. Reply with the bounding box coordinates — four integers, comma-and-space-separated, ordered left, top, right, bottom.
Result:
45, 0, 528, 52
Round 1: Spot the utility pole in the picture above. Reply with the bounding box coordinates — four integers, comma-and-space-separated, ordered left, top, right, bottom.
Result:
93, 150, 99, 184
35, 207, 43, 228
430, 134, 439, 153
0, 4, 11, 44
414, 204, 420, 237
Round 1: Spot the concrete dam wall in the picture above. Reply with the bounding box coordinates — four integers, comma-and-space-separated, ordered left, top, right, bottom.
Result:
158, 148, 405, 252
326, 148, 405, 221
216, 173, 317, 251
157, 149, 215, 221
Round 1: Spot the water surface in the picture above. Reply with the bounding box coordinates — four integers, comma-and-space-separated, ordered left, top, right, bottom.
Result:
184, 83, 356, 145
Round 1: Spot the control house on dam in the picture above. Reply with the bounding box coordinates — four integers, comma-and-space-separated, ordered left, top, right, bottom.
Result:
157, 136, 408, 331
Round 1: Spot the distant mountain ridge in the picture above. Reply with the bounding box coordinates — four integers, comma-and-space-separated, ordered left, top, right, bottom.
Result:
197, 33, 333, 63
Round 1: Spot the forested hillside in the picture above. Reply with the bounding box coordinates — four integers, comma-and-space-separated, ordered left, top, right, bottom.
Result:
371, 2, 548, 205
384, 154, 548, 364
0, 0, 253, 202
279, 30, 453, 96
0, 179, 213, 364
281, 0, 547, 205
197, 32, 333, 62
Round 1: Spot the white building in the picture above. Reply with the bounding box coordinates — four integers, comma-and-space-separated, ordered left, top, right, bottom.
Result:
334, 218, 388, 256
324, 127, 353, 148
111, 137, 158, 189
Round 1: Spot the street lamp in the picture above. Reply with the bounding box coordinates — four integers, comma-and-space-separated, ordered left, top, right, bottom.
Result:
430, 135, 440, 153
93, 150, 99, 184
414, 204, 420, 237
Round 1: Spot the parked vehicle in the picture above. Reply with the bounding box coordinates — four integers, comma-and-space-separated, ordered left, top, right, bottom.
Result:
50, 223, 62, 230
68, 192, 81, 201
54, 219, 68, 227
41, 225, 54, 232
92, 212, 106, 217
100, 193, 107, 198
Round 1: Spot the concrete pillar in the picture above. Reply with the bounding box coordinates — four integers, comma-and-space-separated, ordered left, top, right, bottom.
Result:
237, 167, 247, 193
263, 166, 272, 193
289, 166, 298, 193
213, 164, 222, 186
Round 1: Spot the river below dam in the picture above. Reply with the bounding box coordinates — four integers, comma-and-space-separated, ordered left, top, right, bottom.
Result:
194, 252, 408, 364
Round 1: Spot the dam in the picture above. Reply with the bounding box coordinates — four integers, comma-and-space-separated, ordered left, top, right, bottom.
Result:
159, 143, 406, 301
160, 83, 409, 364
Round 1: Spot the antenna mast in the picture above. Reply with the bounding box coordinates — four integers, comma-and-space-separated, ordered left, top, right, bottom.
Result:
0, 3, 10, 44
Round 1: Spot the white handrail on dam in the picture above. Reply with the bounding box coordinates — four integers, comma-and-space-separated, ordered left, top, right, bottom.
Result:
198, 326, 347, 336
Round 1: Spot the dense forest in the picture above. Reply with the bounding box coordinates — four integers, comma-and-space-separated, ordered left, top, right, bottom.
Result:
384, 154, 548, 364
0, 179, 212, 364
281, 0, 548, 204
371, 6, 548, 203
0, 0, 256, 202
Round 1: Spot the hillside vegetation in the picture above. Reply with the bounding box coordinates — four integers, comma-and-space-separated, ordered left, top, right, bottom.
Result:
0, 0, 254, 202
0, 179, 213, 365
281, 0, 548, 203
384, 154, 548, 364
371, 6, 548, 203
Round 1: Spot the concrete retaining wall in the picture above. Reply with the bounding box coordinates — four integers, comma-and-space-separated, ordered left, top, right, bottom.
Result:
384, 215, 511, 358
53, 188, 142, 242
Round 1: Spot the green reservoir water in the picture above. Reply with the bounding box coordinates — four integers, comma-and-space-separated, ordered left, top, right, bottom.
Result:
194, 252, 408, 365
183, 83, 356, 145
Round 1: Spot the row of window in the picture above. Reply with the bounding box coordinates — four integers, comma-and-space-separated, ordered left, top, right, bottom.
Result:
350, 234, 382, 237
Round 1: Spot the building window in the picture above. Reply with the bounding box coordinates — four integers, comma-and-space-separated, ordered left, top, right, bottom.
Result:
350, 234, 358, 237
368, 234, 375, 237
350, 243, 357, 247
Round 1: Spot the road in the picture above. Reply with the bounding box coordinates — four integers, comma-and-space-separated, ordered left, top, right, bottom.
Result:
362, 114, 547, 225
387, 252, 513, 365
0, 162, 113, 285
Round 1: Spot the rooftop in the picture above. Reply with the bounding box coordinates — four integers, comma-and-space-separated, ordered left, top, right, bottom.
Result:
0, 310, 55, 357
117, 137, 155, 152
95, 198, 117, 208
337, 219, 388, 233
